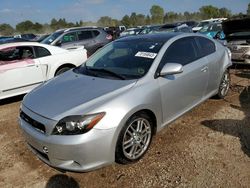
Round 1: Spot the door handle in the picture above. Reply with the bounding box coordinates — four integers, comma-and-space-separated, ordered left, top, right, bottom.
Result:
201, 66, 208, 72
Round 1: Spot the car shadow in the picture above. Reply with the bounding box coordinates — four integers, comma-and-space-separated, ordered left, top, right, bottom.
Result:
202, 86, 250, 157
46, 174, 79, 188
0, 94, 24, 105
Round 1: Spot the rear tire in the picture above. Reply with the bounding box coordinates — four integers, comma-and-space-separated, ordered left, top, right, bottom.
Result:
115, 112, 153, 164
216, 69, 230, 99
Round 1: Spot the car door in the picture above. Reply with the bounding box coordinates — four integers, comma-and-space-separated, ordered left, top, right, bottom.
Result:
76, 30, 95, 53
157, 37, 209, 125
33, 46, 53, 79
60, 32, 78, 49
0, 46, 44, 94
195, 36, 220, 97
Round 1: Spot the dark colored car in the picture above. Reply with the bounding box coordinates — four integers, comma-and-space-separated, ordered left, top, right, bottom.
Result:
0, 37, 28, 44
156, 23, 193, 33
42, 27, 112, 55
223, 16, 250, 64
178, 21, 198, 28
119, 28, 144, 38
139, 25, 162, 35
14, 33, 37, 40
104, 26, 126, 40
31, 34, 50, 42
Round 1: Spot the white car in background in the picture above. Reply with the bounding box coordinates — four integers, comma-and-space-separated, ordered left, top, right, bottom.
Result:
0, 42, 87, 100
193, 18, 227, 32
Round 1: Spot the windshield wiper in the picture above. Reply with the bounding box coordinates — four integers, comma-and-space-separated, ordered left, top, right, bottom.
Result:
86, 67, 126, 80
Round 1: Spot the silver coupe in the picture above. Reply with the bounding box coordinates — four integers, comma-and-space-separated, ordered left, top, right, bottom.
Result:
19, 33, 232, 172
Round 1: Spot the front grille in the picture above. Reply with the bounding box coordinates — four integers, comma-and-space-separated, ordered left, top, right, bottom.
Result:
20, 111, 46, 134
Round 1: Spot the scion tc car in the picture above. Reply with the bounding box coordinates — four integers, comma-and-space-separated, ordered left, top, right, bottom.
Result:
19, 33, 232, 172
0, 42, 87, 99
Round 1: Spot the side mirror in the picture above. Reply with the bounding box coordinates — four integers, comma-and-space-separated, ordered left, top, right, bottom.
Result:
159, 63, 183, 77
55, 40, 62, 46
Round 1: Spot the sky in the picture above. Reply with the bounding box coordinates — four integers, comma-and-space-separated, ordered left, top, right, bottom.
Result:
0, 0, 249, 26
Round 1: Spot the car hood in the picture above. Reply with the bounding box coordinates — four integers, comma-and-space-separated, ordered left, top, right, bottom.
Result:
222, 17, 250, 39
23, 70, 137, 120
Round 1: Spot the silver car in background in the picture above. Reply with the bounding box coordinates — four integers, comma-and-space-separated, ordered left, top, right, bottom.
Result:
19, 33, 232, 172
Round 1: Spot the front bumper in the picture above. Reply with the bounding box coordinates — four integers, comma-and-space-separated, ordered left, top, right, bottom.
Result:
19, 108, 117, 172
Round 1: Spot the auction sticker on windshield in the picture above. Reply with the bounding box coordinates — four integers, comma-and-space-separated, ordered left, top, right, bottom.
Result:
135, 51, 157, 59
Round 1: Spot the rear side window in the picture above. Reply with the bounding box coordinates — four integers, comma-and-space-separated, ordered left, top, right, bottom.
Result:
161, 37, 198, 66
92, 30, 100, 37
195, 37, 216, 57
77, 31, 93, 40
0, 46, 34, 62
34, 46, 51, 58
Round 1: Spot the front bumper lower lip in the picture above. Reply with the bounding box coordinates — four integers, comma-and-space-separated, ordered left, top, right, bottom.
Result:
19, 117, 116, 172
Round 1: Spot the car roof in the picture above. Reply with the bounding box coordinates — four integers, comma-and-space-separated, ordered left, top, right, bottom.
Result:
56, 26, 103, 33
116, 32, 182, 43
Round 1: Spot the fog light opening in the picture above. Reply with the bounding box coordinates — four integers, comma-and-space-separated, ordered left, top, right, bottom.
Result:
43, 146, 49, 154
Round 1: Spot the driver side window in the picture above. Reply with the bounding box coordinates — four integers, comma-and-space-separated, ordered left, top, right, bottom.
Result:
0, 46, 34, 62
62, 32, 77, 44
158, 37, 198, 72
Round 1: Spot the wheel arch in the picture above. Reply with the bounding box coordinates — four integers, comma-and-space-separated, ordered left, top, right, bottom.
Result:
54, 63, 76, 76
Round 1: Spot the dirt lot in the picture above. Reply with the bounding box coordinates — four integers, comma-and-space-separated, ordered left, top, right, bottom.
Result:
0, 68, 250, 188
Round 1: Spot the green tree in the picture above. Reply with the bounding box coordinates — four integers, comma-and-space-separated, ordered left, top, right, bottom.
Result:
145, 15, 151, 25
150, 5, 164, 24
247, 3, 250, 15
97, 16, 118, 26
199, 5, 219, 19
164, 12, 179, 23
33, 22, 43, 32
16, 20, 34, 33
0, 24, 15, 36
121, 15, 131, 27
219, 8, 231, 18
136, 14, 146, 26
130, 12, 137, 26
50, 18, 59, 30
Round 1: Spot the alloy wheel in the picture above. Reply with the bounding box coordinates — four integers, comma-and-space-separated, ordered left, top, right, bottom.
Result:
122, 118, 152, 160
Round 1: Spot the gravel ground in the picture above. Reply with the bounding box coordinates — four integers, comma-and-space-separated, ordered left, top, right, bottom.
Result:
0, 68, 250, 188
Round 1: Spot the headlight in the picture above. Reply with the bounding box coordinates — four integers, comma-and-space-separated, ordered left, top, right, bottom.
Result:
52, 112, 105, 135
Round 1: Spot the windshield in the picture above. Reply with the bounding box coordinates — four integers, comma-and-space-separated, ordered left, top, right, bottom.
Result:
197, 21, 209, 28
200, 23, 222, 33
76, 41, 163, 80
41, 31, 63, 44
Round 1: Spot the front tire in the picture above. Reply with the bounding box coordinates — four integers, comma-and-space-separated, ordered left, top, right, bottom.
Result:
217, 69, 230, 99
115, 112, 153, 164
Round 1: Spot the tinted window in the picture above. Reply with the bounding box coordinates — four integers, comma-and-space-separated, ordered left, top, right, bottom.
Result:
161, 37, 198, 67
77, 31, 93, 40
92, 30, 100, 37
0, 46, 34, 62
34, 46, 51, 58
195, 37, 215, 57
62, 32, 77, 43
